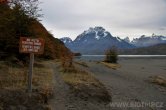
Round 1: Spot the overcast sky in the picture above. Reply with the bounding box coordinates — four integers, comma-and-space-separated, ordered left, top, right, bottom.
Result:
39, 0, 166, 40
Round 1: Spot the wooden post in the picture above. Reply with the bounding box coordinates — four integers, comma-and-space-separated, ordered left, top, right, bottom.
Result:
19, 37, 45, 93
28, 53, 34, 93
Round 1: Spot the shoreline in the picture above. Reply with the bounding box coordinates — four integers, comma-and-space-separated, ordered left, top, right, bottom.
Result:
75, 55, 166, 62
82, 55, 166, 57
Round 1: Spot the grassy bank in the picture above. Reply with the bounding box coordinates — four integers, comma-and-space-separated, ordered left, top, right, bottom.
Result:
0, 60, 53, 110
100, 62, 121, 70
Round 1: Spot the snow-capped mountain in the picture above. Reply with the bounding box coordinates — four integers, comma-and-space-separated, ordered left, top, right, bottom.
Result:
60, 37, 73, 47
131, 34, 166, 47
123, 37, 130, 43
74, 27, 109, 42
60, 37, 72, 44
60, 27, 134, 54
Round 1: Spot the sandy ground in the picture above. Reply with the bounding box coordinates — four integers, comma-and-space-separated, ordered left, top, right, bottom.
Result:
49, 63, 110, 110
76, 58, 166, 110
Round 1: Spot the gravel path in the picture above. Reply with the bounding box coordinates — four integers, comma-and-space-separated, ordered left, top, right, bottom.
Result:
49, 63, 111, 110
49, 63, 70, 110
76, 58, 166, 110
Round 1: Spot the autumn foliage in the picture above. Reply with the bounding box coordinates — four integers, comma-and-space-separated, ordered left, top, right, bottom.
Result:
0, 2, 71, 61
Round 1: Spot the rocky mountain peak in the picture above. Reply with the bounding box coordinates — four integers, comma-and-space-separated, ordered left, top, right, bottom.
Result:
60, 37, 73, 44
131, 35, 166, 47
123, 37, 130, 43
60, 26, 135, 54
75, 26, 111, 41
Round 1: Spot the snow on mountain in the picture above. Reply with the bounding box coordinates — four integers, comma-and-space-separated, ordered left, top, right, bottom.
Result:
60, 37, 73, 47
60, 29, 166, 55
161, 37, 166, 40
75, 27, 108, 41
116, 37, 122, 42
61, 27, 134, 54
60, 37, 72, 43
131, 34, 166, 47
104, 32, 108, 37
123, 37, 130, 43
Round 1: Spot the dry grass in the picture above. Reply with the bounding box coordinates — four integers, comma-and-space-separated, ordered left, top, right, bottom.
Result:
74, 61, 89, 67
61, 66, 111, 102
100, 62, 121, 70
0, 62, 27, 89
62, 70, 98, 87
0, 60, 53, 110
60, 65, 78, 73
149, 76, 166, 87
33, 62, 53, 88
0, 61, 53, 89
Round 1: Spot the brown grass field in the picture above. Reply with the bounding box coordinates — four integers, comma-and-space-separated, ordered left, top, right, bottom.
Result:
0, 60, 54, 110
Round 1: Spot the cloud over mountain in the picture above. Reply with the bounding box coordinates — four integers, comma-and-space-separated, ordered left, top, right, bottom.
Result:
40, 0, 166, 39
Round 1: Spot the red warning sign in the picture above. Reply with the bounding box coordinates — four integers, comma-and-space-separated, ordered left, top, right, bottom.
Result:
19, 37, 45, 54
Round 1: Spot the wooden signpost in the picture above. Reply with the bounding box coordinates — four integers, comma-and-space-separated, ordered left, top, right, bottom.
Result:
19, 37, 45, 93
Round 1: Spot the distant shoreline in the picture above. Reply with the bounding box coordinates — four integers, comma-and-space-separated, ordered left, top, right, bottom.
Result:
76, 55, 166, 61
82, 55, 166, 57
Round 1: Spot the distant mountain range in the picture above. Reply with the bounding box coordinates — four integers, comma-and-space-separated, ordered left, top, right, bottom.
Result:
60, 27, 134, 54
129, 34, 166, 47
119, 44, 166, 55
60, 27, 166, 55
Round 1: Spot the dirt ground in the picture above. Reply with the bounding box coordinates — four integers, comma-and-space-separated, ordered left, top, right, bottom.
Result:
49, 62, 111, 110
76, 58, 166, 110
1, 58, 165, 110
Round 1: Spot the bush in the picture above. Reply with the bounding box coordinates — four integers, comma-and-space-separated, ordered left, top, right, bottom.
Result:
104, 47, 118, 63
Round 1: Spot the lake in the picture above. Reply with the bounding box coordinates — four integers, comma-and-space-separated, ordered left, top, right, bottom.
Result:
75, 55, 166, 61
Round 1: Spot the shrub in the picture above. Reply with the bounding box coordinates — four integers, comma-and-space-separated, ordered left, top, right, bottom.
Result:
104, 47, 118, 63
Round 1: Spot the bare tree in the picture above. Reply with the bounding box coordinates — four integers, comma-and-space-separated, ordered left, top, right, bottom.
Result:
9, 0, 42, 20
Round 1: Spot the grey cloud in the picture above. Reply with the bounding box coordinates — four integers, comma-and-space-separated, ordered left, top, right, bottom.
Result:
39, 0, 166, 38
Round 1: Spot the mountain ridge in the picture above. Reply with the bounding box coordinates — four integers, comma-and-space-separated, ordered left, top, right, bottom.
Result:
130, 34, 166, 47
60, 27, 134, 54
120, 43, 166, 55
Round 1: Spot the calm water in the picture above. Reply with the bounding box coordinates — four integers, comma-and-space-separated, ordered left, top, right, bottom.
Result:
75, 55, 166, 61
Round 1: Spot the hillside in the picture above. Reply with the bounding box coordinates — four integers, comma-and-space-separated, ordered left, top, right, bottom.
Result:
0, 2, 71, 110
29, 21, 70, 59
0, 3, 70, 61
119, 44, 166, 55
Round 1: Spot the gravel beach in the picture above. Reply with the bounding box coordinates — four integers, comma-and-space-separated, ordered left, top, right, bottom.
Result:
49, 57, 166, 110
76, 57, 166, 110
